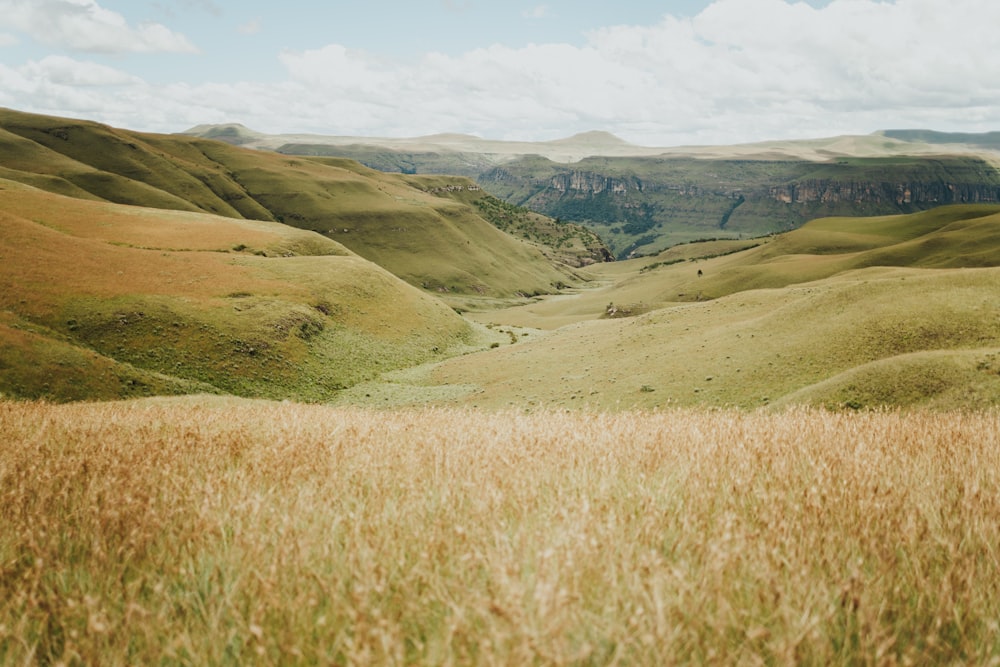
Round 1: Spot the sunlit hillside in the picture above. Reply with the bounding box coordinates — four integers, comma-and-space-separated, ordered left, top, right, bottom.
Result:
350, 205, 1000, 411
0, 108, 585, 298
0, 179, 482, 402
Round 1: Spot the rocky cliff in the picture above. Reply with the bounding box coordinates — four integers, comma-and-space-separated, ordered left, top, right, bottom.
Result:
768, 179, 1000, 206
479, 156, 1000, 258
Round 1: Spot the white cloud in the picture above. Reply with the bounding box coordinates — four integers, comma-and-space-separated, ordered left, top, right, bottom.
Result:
4, 0, 1000, 146
0, 0, 198, 54
261, 0, 1000, 144
26, 55, 142, 86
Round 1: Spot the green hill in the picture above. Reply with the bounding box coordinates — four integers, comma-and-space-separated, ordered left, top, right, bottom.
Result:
0, 179, 479, 402
0, 108, 581, 298
351, 205, 1000, 411
479, 155, 1000, 258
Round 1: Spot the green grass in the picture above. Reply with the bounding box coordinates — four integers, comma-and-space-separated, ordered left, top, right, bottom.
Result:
0, 179, 476, 402
0, 108, 578, 298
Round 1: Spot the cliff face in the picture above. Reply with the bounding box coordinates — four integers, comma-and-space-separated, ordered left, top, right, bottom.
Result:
478, 156, 1000, 258
550, 171, 641, 195
768, 180, 1000, 206
514, 170, 1000, 208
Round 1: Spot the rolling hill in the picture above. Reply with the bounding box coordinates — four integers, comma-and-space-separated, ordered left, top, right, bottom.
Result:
347, 205, 1000, 411
0, 108, 594, 297
0, 178, 481, 402
5, 107, 1000, 411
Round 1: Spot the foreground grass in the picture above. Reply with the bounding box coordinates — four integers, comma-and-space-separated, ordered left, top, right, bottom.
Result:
2, 400, 999, 665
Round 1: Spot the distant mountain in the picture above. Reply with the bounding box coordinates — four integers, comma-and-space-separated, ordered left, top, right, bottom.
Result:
182, 122, 265, 145
881, 129, 1000, 150
183, 123, 1000, 164
182, 124, 657, 163
182, 121, 1000, 258
544, 130, 630, 146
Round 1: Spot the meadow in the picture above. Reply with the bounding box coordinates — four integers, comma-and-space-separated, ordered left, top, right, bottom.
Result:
3, 398, 999, 665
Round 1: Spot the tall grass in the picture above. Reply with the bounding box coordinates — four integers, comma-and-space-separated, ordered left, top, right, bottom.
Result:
2, 400, 999, 664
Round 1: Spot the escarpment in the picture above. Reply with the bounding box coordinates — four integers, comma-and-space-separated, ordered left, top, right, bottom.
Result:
479, 155, 1000, 257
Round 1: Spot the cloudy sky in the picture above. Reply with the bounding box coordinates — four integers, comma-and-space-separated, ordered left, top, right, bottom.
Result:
0, 0, 997, 146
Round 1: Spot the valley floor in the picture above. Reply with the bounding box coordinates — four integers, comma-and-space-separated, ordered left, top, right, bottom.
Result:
341, 259, 1000, 412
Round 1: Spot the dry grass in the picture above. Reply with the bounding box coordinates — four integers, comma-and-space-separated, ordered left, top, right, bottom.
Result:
2, 399, 1000, 665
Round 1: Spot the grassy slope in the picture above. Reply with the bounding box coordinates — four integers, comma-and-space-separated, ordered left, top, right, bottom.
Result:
399, 175, 612, 268
396, 205, 1000, 411
0, 108, 574, 298
0, 179, 475, 402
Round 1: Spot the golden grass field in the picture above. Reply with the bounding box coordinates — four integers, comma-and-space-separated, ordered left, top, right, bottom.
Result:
3, 398, 999, 665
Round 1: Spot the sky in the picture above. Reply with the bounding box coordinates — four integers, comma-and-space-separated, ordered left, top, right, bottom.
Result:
0, 0, 998, 146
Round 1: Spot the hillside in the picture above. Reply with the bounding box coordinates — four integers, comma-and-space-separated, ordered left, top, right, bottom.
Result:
0, 179, 480, 402
397, 175, 613, 267
345, 205, 1000, 411
0, 108, 585, 297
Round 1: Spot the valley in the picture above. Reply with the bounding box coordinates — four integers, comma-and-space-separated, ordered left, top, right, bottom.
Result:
341, 205, 1000, 412
3, 108, 1000, 410
189, 123, 1000, 258
5, 108, 1000, 666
